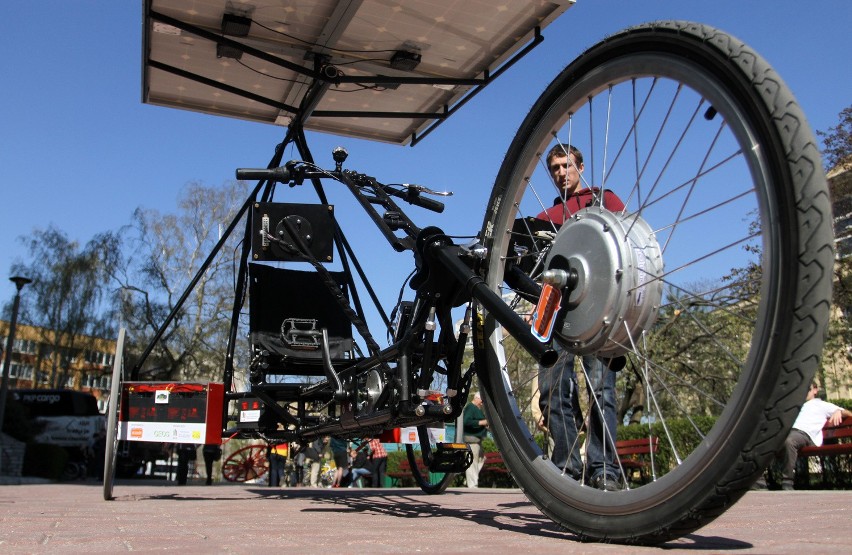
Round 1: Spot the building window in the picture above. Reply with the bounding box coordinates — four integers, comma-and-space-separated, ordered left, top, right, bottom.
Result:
9, 363, 34, 379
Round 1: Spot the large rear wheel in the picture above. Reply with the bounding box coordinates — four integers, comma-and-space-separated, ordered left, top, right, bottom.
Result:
478, 21, 833, 543
103, 328, 126, 501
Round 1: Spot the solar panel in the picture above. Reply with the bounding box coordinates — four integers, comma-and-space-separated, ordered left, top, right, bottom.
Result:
142, 0, 575, 145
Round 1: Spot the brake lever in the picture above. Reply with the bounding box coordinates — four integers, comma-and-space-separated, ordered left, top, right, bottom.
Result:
399, 184, 454, 197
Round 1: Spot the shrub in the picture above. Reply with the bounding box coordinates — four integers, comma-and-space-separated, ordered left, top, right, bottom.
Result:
618, 417, 716, 475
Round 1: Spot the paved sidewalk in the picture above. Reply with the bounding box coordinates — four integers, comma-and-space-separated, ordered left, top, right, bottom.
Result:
0, 481, 849, 553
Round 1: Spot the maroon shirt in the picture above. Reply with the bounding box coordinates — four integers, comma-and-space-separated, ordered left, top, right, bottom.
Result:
536, 188, 625, 225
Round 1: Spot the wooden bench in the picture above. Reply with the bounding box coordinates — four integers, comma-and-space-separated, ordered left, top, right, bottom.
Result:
797, 416, 852, 487
616, 437, 659, 484
799, 416, 852, 457
386, 458, 430, 487
481, 451, 508, 476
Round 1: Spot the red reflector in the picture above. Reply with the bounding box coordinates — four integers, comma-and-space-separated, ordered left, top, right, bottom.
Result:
531, 282, 562, 342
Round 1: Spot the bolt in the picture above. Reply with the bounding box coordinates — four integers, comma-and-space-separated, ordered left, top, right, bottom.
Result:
542, 269, 570, 288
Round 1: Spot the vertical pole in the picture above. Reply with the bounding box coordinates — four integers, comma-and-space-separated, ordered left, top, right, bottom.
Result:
0, 276, 32, 474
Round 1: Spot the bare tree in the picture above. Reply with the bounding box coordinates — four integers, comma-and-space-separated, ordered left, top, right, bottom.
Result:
110, 180, 249, 382
8, 226, 117, 389
818, 105, 852, 171
818, 104, 852, 395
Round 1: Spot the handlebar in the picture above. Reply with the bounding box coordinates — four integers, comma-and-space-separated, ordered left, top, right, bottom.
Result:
235, 164, 445, 213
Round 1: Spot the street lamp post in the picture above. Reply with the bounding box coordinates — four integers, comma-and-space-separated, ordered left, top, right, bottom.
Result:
0, 276, 33, 470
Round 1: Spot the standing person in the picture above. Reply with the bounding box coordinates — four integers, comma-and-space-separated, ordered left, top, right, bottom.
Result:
202, 443, 222, 485
304, 437, 324, 487
775, 382, 852, 490
290, 448, 305, 487
536, 144, 625, 491
175, 443, 197, 486
86, 424, 107, 480
330, 436, 349, 488
463, 391, 488, 488
268, 442, 288, 487
367, 437, 387, 488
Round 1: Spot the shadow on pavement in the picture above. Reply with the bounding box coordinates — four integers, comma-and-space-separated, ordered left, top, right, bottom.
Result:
117, 486, 754, 550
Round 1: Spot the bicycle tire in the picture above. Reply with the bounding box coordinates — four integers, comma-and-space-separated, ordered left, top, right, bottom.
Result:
405, 441, 456, 495
103, 328, 126, 500
477, 21, 832, 543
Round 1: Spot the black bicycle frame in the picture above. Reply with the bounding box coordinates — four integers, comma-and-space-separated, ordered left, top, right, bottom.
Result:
130, 124, 555, 442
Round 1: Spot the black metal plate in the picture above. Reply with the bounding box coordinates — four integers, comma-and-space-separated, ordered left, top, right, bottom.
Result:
251, 202, 335, 262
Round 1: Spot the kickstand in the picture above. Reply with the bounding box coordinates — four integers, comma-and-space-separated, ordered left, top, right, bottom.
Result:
320, 328, 347, 401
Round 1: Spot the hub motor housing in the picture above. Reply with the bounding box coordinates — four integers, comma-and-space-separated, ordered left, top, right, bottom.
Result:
544, 207, 664, 357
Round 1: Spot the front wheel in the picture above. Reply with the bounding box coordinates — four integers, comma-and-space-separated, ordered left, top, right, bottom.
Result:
478, 21, 832, 543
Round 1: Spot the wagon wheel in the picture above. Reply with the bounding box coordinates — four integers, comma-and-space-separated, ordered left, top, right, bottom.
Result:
103, 327, 126, 500
222, 444, 269, 482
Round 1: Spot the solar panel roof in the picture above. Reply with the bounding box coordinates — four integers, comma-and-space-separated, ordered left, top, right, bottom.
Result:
142, 0, 575, 145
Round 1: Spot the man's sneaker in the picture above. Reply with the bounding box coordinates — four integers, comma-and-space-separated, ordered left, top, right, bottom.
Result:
781, 481, 794, 491
591, 474, 623, 491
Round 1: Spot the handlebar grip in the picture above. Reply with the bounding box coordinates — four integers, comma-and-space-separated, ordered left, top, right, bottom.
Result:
235, 166, 291, 182
382, 186, 445, 213
411, 195, 445, 213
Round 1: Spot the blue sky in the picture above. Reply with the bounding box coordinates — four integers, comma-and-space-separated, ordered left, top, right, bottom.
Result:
1, 0, 850, 329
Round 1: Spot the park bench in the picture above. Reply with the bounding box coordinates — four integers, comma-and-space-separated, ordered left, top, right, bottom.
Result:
616, 437, 659, 484
387, 458, 430, 487
480, 451, 508, 477
797, 416, 852, 488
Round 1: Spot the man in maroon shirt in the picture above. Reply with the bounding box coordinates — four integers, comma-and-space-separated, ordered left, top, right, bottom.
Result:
535, 144, 624, 491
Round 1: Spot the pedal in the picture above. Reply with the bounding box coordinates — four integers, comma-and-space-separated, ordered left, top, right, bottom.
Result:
428, 443, 473, 473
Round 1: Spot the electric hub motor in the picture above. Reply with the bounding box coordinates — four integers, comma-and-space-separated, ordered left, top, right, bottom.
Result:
545, 207, 664, 357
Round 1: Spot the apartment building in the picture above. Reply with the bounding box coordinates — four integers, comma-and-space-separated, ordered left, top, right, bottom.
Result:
0, 321, 116, 411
